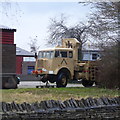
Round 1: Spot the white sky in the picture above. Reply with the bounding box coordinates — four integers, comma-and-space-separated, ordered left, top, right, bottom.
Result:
0, 2, 92, 51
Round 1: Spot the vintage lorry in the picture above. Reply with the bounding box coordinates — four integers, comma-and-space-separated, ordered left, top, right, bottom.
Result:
32, 38, 97, 87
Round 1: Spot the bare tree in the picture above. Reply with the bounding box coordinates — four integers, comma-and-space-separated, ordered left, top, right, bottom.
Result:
47, 14, 91, 47
28, 36, 40, 53
86, 2, 120, 45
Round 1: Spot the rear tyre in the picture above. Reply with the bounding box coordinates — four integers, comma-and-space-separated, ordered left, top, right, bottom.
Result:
82, 79, 94, 87
56, 72, 68, 88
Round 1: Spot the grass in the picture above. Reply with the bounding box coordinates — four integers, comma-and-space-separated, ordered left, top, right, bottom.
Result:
0, 87, 120, 103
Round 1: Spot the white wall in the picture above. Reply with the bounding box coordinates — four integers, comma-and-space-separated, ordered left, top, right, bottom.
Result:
82, 51, 100, 61
23, 57, 35, 61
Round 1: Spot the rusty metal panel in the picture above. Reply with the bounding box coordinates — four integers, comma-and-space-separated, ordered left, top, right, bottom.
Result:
2, 44, 16, 74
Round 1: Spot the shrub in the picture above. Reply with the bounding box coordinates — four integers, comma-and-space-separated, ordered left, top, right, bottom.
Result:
97, 42, 120, 89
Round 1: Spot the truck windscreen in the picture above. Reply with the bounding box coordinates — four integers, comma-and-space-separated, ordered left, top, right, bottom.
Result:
38, 51, 54, 59
55, 50, 73, 58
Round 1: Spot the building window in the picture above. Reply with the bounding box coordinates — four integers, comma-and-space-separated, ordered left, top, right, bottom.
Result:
92, 54, 98, 60
27, 66, 34, 74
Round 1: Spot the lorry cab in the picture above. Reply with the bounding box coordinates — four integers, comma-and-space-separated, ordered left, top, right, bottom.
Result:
33, 47, 74, 86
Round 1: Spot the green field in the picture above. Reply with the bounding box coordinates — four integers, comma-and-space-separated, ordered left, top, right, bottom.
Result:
0, 87, 120, 103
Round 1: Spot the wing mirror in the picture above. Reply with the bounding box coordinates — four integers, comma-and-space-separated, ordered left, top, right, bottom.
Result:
35, 52, 38, 59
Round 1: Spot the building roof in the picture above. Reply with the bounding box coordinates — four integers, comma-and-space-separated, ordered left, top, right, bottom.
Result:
0, 25, 16, 32
16, 47, 34, 57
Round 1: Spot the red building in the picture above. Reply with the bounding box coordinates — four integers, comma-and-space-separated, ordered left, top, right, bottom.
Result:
0, 25, 16, 44
16, 47, 36, 80
16, 48, 37, 81
1, 25, 37, 81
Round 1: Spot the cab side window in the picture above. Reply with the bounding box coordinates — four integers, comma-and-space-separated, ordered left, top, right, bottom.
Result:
69, 51, 73, 58
55, 51, 60, 57
60, 51, 67, 57
55, 51, 68, 58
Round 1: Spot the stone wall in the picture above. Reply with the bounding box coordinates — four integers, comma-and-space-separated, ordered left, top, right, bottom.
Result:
1, 97, 120, 120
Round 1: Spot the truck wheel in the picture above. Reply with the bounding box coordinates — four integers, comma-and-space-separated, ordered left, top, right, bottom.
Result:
56, 72, 68, 88
82, 79, 94, 87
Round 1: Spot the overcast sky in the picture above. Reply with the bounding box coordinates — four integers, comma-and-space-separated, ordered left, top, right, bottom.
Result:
0, 2, 91, 51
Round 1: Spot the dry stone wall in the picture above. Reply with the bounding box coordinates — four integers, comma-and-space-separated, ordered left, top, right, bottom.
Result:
1, 97, 120, 120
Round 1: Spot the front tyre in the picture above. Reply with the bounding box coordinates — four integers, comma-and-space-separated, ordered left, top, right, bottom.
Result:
56, 73, 68, 88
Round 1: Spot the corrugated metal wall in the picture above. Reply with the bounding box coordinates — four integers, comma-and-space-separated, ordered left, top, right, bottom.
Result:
0, 31, 14, 44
